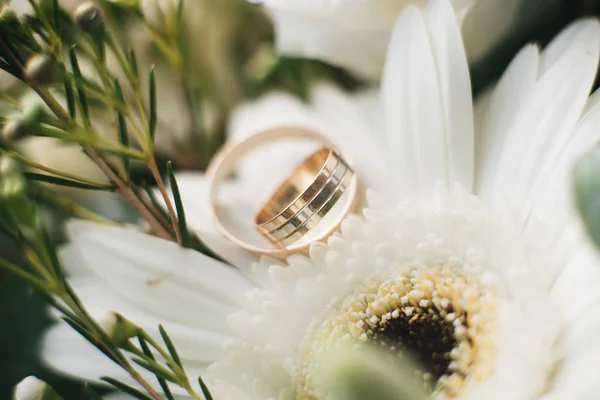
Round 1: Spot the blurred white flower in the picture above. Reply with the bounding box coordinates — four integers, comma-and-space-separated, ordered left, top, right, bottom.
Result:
13, 376, 64, 400
252, 0, 524, 79
40, 0, 600, 399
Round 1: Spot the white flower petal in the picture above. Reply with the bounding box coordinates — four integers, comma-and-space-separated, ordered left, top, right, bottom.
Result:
42, 323, 207, 394
310, 84, 388, 193
66, 220, 254, 333
527, 97, 600, 235
382, 1, 471, 199
475, 44, 540, 199
540, 348, 600, 400
492, 20, 600, 218
266, 6, 391, 79
424, 0, 474, 190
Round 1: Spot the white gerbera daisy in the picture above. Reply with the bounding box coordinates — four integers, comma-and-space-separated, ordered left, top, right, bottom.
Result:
41, 0, 600, 399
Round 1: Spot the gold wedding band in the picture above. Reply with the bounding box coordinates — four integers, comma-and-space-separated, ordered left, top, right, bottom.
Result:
206, 126, 359, 259
255, 147, 354, 247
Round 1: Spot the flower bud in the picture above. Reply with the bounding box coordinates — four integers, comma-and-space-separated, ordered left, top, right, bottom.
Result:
74, 1, 103, 33
13, 376, 65, 400
94, 309, 141, 346
25, 53, 57, 86
2, 117, 29, 142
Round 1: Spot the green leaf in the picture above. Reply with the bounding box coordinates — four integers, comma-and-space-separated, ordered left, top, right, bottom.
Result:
137, 336, 175, 400
148, 66, 157, 141
39, 226, 62, 281
129, 49, 138, 82
158, 324, 182, 368
198, 376, 214, 400
101, 377, 153, 400
61, 317, 109, 358
574, 147, 600, 250
23, 172, 114, 191
167, 162, 189, 247
63, 74, 76, 120
68, 46, 90, 125
52, 0, 60, 31
131, 357, 178, 383
113, 78, 130, 176
62, 282, 128, 365
177, 0, 185, 24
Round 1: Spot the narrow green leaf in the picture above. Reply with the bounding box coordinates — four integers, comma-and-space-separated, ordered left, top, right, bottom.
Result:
148, 66, 157, 141
138, 335, 154, 359
93, 31, 106, 63
62, 317, 109, 358
101, 377, 153, 400
40, 226, 63, 281
131, 357, 178, 383
198, 376, 214, 400
129, 49, 139, 81
574, 147, 600, 250
69, 46, 90, 125
138, 186, 167, 225
177, 0, 185, 23
137, 335, 175, 400
159, 324, 182, 368
52, 0, 60, 31
113, 78, 130, 176
64, 75, 76, 120
83, 384, 104, 400
63, 282, 128, 364
23, 172, 114, 191
167, 162, 189, 247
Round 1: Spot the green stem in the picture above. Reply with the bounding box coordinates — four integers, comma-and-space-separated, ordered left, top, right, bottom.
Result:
1, 149, 114, 188
0, 257, 50, 290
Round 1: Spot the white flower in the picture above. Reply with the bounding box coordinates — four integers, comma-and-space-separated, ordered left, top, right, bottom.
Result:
41, 0, 600, 399
251, 0, 525, 79
13, 376, 63, 400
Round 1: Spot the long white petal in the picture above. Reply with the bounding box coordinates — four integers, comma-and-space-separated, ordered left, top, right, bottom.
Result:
66, 220, 254, 333
527, 96, 600, 236
424, 0, 474, 190
381, 0, 471, 200
475, 44, 540, 199
492, 20, 600, 217
382, 5, 445, 199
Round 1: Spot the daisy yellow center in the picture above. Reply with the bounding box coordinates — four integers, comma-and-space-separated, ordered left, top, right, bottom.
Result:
293, 263, 498, 399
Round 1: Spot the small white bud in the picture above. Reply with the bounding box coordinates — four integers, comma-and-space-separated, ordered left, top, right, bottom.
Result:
93, 309, 141, 346
13, 376, 64, 400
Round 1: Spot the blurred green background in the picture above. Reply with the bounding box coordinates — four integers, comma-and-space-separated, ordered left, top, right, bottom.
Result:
2, 0, 600, 398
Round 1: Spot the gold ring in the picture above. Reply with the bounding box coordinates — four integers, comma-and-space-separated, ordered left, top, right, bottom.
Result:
206, 126, 359, 259
255, 146, 354, 247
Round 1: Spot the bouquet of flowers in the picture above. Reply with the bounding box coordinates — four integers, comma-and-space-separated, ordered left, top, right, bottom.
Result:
3, 0, 600, 399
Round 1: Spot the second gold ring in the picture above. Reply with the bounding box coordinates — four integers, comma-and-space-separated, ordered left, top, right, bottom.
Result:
255, 147, 354, 247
